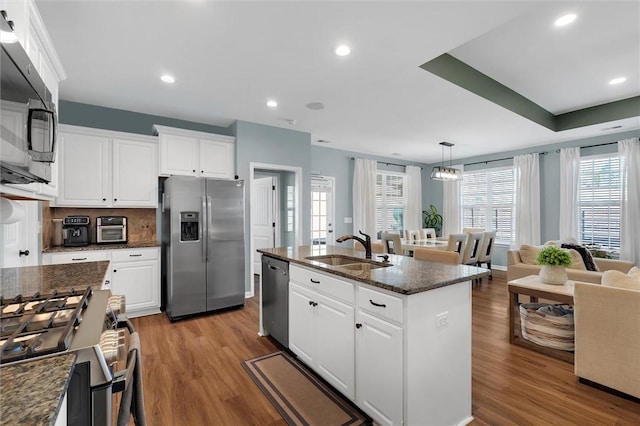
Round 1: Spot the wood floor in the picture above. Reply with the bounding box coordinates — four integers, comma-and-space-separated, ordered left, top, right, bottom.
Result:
127, 273, 640, 425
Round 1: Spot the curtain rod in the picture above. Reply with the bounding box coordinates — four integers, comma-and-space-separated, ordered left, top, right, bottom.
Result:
350, 157, 423, 170
464, 151, 548, 167
554, 141, 618, 153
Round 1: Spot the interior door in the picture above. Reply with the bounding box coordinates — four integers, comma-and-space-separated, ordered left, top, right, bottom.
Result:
311, 176, 335, 245
252, 176, 276, 275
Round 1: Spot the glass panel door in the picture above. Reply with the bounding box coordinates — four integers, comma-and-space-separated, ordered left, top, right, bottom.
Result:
311, 177, 335, 246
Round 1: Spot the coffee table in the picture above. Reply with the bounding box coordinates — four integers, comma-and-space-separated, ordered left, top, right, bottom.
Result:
508, 275, 575, 363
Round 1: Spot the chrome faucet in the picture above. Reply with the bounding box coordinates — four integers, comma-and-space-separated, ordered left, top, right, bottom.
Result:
336, 230, 372, 259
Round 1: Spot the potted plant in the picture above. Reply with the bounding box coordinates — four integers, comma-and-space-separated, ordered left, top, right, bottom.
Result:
422, 205, 443, 236
536, 246, 572, 285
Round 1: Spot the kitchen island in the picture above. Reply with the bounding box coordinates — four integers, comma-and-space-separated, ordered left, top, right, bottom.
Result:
259, 246, 488, 426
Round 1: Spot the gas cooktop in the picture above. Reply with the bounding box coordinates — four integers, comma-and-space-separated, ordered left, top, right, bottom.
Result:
0, 288, 92, 364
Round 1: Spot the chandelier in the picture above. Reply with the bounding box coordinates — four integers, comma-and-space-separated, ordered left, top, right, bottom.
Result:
430, 141, 462, 181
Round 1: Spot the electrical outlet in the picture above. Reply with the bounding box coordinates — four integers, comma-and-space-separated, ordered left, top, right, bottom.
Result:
436, 311, 448, 328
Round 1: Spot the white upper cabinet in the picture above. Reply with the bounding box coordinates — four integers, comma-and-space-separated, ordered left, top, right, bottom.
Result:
55, 125, 158, 208
154, 125, 235, 179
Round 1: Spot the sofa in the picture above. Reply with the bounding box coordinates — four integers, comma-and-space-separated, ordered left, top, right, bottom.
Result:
574, 269, 640, 398
507, 245, 634, 284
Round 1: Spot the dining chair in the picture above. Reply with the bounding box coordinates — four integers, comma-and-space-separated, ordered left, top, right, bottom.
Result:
461, 232, 483, 266
446, 233, 467, 258
413, 247, 460, 265
462, 227, 484, 234
404, 229, 420, 242
381, 232, 403, 255
355, 240, 386, 254
477, 231, 496, 280
421, 228, 436, 240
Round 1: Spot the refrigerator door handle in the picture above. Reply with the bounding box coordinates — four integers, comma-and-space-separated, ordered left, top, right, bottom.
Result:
201, 195, 207, 262
161, 192, 166, 213
207, 195, 213, 262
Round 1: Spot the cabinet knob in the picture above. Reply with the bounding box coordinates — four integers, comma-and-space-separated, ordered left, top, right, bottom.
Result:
102, 198, 107, 201
19, 249, 30, 257
355, 323, 362, 329
192, 169, 196, 172
113, 269, 117, 273
104, 280, 110, 285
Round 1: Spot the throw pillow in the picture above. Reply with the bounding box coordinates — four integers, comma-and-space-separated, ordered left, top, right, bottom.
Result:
565, 249, 586, 270
628, 266, 640, 280
602, 270, 640, 291
519, 244, 541, 265
561, 243, 599, 272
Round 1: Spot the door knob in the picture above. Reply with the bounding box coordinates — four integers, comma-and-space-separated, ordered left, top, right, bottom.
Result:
19, 249, 30, 257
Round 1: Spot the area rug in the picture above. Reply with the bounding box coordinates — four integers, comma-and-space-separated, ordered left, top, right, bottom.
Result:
242, 351, 370, 426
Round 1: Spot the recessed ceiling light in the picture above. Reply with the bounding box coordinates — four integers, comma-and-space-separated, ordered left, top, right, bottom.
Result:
335, 45, 351, 56
160, 74, 175, 83
391, 153, 401, 156
554, 13, 577, 27
266, 100, 278, 107
609, 77, 627, 85
316, 139, 331, 144
306, 102, 325, 110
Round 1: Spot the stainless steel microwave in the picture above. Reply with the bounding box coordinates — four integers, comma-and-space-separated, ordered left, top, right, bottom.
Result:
0, 11, 57, 184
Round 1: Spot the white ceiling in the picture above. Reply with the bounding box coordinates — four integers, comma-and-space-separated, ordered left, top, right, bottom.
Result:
35, 0, 640, 164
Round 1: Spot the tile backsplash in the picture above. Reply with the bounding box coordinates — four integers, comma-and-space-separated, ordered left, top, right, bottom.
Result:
42, 203, 157, 248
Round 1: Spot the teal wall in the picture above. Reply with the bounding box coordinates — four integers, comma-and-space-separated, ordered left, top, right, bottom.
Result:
310, 146, 430, 241
232, 120, 312, 291
59, 100, 636, 277
59, 100, 232, 136
423, 129, 640, 267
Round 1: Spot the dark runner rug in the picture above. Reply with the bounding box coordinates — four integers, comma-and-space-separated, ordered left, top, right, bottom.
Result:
242, 351, 370, 426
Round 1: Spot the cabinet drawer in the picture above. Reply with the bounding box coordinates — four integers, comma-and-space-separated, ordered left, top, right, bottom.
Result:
111, 247, 158, 263
358, 285, 404, 324
44, 251, 110, 265
290, 265, 354, 304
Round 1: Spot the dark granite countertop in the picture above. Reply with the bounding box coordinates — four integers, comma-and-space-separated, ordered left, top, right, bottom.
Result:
0, 353, 76, 426
258, 246, 489, 295
43, 240, 160, 253
0, 261, 109, 298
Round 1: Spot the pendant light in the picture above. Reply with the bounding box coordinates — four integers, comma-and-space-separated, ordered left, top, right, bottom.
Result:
430, 141, 463, 181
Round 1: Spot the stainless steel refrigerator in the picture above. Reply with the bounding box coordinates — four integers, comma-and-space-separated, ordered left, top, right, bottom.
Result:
162, 176, 245, 320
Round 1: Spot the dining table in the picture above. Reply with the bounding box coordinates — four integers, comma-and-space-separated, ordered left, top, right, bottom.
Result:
401, 238, 449, 255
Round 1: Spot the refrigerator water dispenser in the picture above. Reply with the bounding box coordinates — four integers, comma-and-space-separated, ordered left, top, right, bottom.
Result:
180, 212, 199, 241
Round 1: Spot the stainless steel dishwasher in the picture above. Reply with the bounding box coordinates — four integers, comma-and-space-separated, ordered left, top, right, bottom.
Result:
261, 255, 289, 347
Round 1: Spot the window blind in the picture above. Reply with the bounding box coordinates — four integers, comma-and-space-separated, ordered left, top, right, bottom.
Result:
461, 167, 514, 245
376, 172, 405, 236
579, 154, 621, 249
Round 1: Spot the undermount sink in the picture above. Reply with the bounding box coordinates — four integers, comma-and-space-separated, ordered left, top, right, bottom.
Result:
333, 262, 391, 271
305, 255, 392, 271
305, 255, 364, 266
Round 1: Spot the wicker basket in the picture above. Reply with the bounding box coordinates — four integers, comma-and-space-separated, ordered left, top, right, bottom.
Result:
519, 303, 574, 351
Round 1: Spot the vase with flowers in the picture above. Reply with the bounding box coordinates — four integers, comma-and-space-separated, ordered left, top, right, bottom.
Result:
536, 246, 572, 285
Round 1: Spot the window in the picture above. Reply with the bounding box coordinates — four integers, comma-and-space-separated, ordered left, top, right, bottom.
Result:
461, 167, 515, 245
376, 172, 405, 236
579, 154, 621, 249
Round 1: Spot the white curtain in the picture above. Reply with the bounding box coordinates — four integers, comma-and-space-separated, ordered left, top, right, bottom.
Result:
558, 147, 580, 240
514, 153, 541, 247
353, 158, 377, 239
404, 165, 423, 231
442, 164, 462, 237
619, 138, 640, 266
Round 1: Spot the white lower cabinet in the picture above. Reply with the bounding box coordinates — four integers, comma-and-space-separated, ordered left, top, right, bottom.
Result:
287, 264, 473, 426
42, 247, 160, 317
355, 310, 403, 426
289, 267, 355, 400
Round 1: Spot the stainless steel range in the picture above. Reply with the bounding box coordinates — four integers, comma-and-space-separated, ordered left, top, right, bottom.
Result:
0, 286, 130, 426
